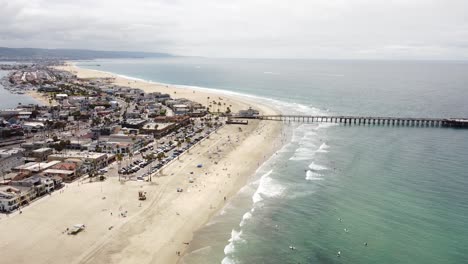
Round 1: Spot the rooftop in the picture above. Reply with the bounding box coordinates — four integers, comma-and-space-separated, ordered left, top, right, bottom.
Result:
43, 169, 74, 175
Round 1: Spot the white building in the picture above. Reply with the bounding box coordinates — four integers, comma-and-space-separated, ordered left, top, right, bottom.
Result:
0, 186, 20, 212
173, 104, 189, 115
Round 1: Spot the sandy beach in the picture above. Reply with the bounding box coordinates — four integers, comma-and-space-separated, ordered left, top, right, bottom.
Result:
26, 90, 58, 106
0, 64, 284, 264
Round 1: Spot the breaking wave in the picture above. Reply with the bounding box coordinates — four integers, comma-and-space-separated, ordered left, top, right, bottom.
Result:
306, 170, 324, 181
252, 170, 285, 204
308, 161, 328, 171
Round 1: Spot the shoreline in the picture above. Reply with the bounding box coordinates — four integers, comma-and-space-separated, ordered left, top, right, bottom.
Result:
0, 63, 285, 264
26, 90, 57, 106
64, 61, 288, 115
62, 63, 286, 263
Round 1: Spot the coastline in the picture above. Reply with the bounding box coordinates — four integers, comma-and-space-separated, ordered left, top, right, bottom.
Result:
26, 90, 57, 106
0, 63, 284, 264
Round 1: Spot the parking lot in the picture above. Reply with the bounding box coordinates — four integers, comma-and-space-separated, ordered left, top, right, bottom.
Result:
114, 121, 220, 181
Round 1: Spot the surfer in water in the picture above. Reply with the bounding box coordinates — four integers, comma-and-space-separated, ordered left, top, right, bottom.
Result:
337, 251, 341, 257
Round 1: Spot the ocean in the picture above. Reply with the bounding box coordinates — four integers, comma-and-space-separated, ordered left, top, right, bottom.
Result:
77, 58, 468, 264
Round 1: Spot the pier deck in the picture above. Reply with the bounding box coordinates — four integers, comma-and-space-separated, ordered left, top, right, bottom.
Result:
245, 115, 468, 128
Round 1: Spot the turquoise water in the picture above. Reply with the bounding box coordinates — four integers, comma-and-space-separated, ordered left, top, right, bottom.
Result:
78, 58, 468, 264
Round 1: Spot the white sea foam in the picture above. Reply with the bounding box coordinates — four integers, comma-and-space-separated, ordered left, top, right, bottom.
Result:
308, 162, 328, 171
317, 142, 330, 153
223, 229, 245, 255
290, 142, 321, 161
221, 256, 237, 264
239, 211, 252, 227
222, 169, 285, 260
306, 170, 323, 181
289, 151, 316, 161
252, 170, 285, 204
76, 63, 330, 119
78, 63, 334, 262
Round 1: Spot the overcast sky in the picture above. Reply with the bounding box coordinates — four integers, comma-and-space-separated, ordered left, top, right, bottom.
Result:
1, 0, 468, 59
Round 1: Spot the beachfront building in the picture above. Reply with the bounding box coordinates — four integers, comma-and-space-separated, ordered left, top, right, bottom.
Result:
0, 176, 58, 211
238, 107, 260, 118
47, 151, 110, 173
42, 160, 81, 182
43, 169, 76, 182
89, 140, 132, 155
141, 116, 191, 138
10, 176, 54, 197
0, 186, 21, 212
89, 133, 151, 154
173, 104, 190, 115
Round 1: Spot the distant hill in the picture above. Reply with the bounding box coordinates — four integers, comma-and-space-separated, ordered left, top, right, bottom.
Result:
0, 47, 174, 60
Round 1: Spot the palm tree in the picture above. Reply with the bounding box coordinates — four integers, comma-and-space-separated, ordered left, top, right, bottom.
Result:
128, 152, 134, 169
177, 140, 182, 150
185, 137, 191, 153
116, 153, 123, 181
157, 152, 165, 161
157, 152, 166, 175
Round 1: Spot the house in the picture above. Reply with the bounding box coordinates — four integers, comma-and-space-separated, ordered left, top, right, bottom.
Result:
10, 175, 53, 199
0, 186, 21, 212
43, 169, 76, 182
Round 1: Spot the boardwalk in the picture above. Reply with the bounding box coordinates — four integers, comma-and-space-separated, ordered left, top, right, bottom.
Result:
250, 115, 468, 128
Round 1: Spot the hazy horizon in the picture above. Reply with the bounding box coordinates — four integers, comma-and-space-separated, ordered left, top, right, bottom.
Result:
1, 0, 468, 60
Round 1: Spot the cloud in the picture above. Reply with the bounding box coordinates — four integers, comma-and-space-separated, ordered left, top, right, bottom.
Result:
0, 0, 468, 59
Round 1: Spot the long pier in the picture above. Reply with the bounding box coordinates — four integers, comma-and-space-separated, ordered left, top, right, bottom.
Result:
250, 115, 468, 128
